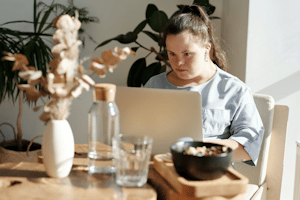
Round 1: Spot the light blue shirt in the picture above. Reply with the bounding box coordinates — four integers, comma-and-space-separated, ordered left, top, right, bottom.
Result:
144, 67, 264, 166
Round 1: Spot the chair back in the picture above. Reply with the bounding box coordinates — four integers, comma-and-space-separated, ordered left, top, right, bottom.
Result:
233, 94, 289, 200
266, 104, 289, 199
233, 94, 275, 185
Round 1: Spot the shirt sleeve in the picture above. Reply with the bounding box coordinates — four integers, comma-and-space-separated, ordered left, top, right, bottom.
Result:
228, 90, 265, 166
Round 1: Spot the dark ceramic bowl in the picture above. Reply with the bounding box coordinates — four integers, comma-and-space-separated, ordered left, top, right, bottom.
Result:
170, 141, 233, 180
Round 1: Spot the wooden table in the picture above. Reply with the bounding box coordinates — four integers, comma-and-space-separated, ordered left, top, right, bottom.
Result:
0, 144, 248, 200
0, 144, 157, 200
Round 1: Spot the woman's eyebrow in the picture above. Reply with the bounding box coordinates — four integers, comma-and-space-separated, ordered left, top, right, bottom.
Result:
167, 49, 189, 53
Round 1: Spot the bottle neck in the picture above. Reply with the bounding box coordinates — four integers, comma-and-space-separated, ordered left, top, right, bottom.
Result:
93, 84, 116, 102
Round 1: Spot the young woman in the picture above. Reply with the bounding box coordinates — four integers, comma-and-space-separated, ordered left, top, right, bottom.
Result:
144, 5, 264, 166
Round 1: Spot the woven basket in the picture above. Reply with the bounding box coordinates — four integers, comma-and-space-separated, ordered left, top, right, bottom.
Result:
0, 139, 41, 163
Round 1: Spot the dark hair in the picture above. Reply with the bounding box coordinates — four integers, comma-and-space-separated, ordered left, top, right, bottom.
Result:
163, 5, 228, 71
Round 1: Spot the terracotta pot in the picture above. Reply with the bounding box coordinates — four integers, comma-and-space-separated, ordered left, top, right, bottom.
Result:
42, 119, 74, 178
0, 139, 42, 163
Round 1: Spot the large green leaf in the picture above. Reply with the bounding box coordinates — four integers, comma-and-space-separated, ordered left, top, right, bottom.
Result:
141, 62, 162, 85
177, 5, 185, 10
131, 47, 139, 52
149, 10, 169, 33
122, 32, 137, 43
146, 4, 159, 19
193, 0, 216, 15
142, 31, 160, 43
127, 58, 146, 87
133, 20, 147, 35
95, 32, 137, 50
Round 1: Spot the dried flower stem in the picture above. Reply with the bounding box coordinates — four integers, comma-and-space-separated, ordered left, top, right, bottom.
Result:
51, 97, 73, 120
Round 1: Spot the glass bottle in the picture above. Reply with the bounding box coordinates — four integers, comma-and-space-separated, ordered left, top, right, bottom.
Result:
87, 83, 119, 174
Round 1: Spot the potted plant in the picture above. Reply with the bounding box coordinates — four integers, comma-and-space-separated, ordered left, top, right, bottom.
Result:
3, 10, 135, 177
95, 0, 219, 87
0, 0, 99, 161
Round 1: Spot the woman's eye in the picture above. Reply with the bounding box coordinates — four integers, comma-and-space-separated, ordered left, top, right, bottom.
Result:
184, 52, 191, 56
168, 52, 175, 56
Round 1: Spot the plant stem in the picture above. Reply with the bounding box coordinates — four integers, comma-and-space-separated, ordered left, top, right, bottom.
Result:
17, 92, 23, 151
150, 47, 171, 67
145, 51, 153, 59
134, 41, 150, 51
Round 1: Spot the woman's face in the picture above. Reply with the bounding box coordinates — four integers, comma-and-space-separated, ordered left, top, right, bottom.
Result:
166, 30, 209, 81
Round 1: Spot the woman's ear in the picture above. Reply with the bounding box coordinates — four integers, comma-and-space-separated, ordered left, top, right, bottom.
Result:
204, 43, 212, 62
205, 43, 212, 52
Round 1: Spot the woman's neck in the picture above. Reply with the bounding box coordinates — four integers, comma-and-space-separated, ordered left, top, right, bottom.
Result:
167, 61, 217, 87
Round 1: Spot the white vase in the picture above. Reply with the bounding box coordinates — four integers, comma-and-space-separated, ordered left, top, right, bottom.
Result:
42, 119, 74, 178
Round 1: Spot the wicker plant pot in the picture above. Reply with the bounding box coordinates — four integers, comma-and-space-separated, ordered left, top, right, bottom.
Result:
0, 139, 41, 163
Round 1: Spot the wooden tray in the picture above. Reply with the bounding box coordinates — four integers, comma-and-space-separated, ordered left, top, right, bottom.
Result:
152, 154, 249, 199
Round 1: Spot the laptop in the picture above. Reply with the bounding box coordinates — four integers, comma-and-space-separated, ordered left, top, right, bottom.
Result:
115, 86, 203, 155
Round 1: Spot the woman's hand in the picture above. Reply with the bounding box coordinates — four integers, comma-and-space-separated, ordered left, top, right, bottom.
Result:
205, 139, 251, 161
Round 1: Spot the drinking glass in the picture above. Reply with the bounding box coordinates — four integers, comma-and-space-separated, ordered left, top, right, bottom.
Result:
112, 135, 153, 187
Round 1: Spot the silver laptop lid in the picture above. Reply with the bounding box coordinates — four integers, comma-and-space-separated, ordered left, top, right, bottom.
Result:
115, 86, 203, 155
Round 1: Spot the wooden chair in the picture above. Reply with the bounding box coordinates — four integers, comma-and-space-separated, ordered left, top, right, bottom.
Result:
232, 94, 289, 200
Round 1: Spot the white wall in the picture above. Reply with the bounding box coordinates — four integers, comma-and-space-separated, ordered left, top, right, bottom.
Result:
247, 1, 300, 199
221, 0, 249, 81
222, 0, 300, 199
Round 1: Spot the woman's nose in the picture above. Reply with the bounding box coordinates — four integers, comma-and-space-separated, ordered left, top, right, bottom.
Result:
175, 58, 184, 66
